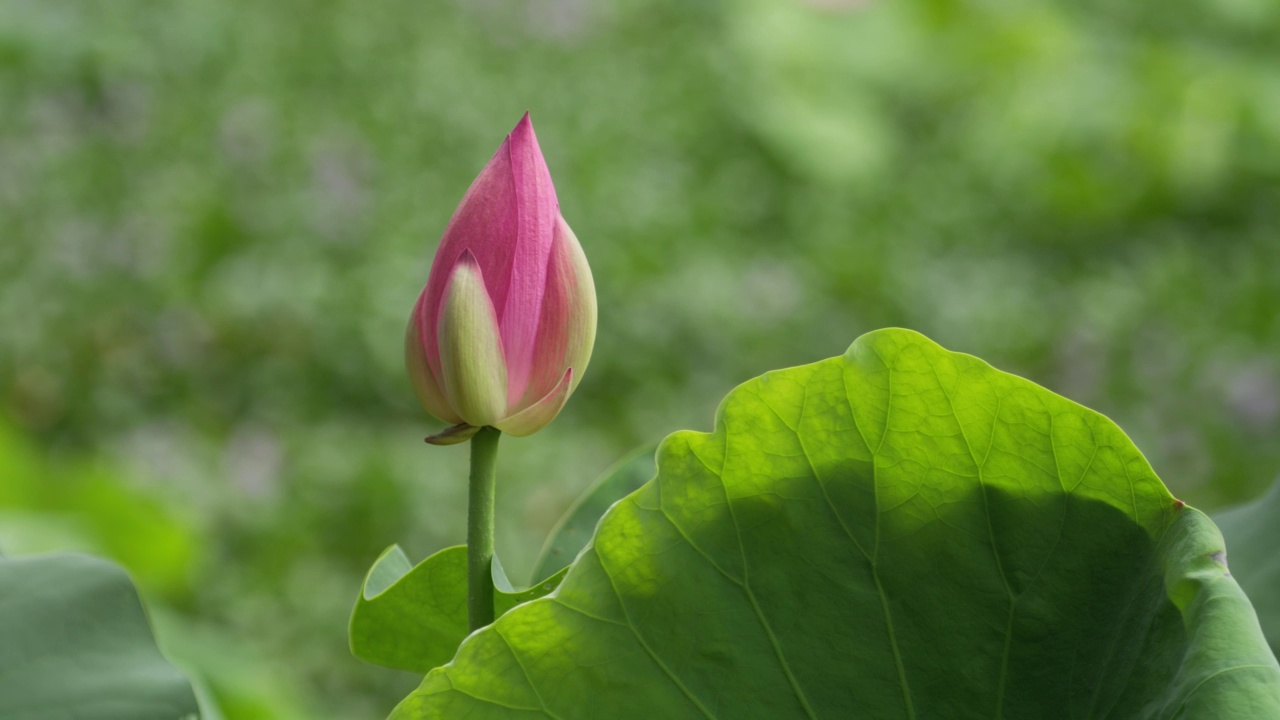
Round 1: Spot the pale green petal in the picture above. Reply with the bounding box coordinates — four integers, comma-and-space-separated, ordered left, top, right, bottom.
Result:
555, 216, 596, 396
437, 255, 508, 427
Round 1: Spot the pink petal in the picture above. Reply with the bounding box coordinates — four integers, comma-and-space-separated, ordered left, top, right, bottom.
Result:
418, 114, 560, 405
498, 113, 559, 406
494, 368, 573, 437
513, 213, 597, 410
419, 122, 521, 381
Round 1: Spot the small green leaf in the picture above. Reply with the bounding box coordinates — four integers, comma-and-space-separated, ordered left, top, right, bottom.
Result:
391, 329, 1280, 719
531, 444, 656, 583
0, 553, 201, 720
350, 545, 566, 674
1214, 478, 1280, 657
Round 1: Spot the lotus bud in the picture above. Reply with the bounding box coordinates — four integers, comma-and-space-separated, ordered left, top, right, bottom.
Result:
406, 113, 596, 442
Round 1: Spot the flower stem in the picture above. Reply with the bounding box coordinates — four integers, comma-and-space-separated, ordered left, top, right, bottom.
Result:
466, 426, 501, 632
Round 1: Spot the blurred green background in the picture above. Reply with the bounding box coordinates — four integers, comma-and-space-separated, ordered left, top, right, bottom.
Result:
1, 0, 1278, 716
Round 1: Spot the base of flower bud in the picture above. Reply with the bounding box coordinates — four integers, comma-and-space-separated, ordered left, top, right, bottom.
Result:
425, 423, 482, 445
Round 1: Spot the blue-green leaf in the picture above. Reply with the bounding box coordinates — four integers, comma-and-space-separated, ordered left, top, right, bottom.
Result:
0, 553, 201, 720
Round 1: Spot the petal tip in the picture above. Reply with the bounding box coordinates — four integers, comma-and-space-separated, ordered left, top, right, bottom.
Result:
508, 112, 541, 155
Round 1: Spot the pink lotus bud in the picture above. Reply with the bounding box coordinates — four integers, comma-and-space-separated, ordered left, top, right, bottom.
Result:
406, 113, 596, 440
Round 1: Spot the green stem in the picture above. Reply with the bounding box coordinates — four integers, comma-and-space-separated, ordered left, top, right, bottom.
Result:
467, 426, 501, 631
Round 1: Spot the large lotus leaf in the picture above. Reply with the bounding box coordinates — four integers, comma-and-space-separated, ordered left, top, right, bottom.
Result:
0, 553, 201, 720
391, 328, 1280, 719
531, 445, 656, 583
1214, 477, 1280, 657
350, 545, 565, 673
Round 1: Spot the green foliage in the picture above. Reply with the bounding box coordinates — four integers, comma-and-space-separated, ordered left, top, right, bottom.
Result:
0, 553, 201, 720
350, 545, 565, 674
393, 330, 1279, 718
2, 0, 1278, 715
1215, 478, 1280, 658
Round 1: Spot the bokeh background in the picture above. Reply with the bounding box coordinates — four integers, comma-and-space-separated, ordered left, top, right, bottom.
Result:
2, 0, 1278, 716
